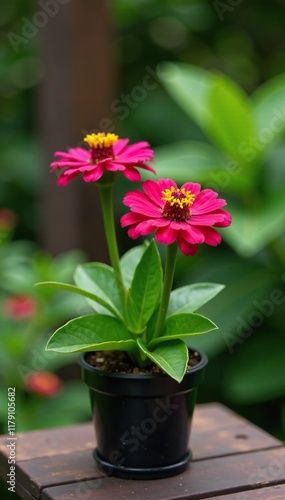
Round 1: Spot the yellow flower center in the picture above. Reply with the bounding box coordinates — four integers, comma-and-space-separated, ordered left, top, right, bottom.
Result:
84, 132, 119, 149
84, 133, 119, 163
161, 186, 195, 221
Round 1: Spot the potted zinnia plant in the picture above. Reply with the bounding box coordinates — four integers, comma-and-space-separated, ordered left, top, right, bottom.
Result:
37, 132, 231, 479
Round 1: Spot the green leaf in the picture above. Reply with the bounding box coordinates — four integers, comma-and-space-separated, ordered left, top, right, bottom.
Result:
150, 313, 217, 348
160, 63, 258, 193
137, 338, 188, 382
46, 314, 136, 353
159, 62, 212, 130
207, 73, 258, 168
126, 240, 162, 333
251, 72, 285, 153
168, 283, 225, 316
120, 244, 146, 289
154, 140, 227, 185
224, 189, 285, 257
35, 281, 122, 319
74, 263, 122, 316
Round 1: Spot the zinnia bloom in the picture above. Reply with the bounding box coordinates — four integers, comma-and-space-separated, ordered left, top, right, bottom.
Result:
50, 132, 155, 185
121, 178, 232, 256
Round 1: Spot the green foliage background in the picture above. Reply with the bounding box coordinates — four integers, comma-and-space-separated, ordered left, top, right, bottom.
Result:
0, 0, 284, 471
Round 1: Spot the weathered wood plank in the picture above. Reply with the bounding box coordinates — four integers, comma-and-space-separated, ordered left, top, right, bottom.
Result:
0, 404, 281, 463
0, 423, 94, 462
16, 451, 104, 498
207, 484, 285, 499
40, 447, 285, 500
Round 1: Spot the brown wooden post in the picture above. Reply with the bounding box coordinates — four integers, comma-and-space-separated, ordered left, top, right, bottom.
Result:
39, 0, 116, 261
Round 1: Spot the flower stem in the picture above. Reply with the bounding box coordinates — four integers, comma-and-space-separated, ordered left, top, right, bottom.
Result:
98, 183, 125, 310
152, 242, 178, 340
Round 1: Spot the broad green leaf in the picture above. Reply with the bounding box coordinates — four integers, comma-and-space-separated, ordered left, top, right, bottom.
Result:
126, 240, 162, 333
168, 283, 225, 316
149, 313, 217, 348
74, 263, 122, 316
159, 62, 212, 129
35, 281, 122, 319
251, 72, 285, 153
224, 188, 285, 257
46, 314, 136, 353
137, 338, 188, 382
160, 63, 259, 193
120, 244, 146, 289
208, 73, 256, 159
154, 140, 227, 184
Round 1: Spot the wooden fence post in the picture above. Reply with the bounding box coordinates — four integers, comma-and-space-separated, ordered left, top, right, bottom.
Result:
39, 0, 116, 261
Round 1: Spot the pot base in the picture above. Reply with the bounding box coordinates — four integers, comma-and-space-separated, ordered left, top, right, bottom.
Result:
93, 448, 192, 480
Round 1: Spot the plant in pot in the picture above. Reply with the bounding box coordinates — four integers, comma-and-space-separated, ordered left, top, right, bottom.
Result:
37, 132, 232, 479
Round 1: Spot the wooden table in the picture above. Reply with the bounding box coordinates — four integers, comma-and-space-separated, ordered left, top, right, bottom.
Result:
0, 403, 284, 499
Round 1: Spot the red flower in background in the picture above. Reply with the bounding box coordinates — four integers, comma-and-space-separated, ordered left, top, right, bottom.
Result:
25, 372, 63, 397
121, 178, 232, 256
50, 132, 155, 185
0, 209, 17, 231
4, 295, 37, 320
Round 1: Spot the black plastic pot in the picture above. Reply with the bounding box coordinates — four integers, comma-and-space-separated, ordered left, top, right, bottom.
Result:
79, 348, 207, 480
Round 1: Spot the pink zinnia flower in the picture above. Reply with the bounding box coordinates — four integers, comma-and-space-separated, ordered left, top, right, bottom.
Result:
50, 132, 155, 185
121, 178, 232, 256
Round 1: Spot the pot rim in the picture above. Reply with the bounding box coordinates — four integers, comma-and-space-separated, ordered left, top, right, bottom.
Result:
78, 347, 208, 381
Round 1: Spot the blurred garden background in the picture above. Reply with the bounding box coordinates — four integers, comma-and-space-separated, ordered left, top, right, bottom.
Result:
1, 0, 285, 484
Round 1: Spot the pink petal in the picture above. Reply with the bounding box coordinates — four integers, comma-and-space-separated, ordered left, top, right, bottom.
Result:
83, 165, 104, 182
118, 141, 153, 158
192, 189, 227, 214
213, 210, 232, 227
199, 226, 222, 246
142, 180, 164, 206
57, 170, 80, 186
180, 226, 205, 244
123, 192, 161, 217
177, 236, 199, 256
113, 138, 130, 155
155, 225, 177, 245
190, 213, 228, 226
105, 161, 126, 172
120, 212, 146, 227
157, 178, 178, 191
67, 148, 90, 161
121, 166, 141, 182
181, 182, 201, 196
127, 219, 156, 239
